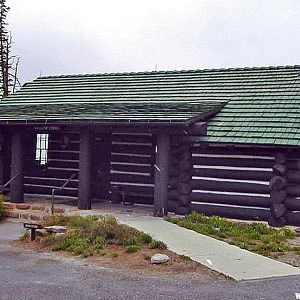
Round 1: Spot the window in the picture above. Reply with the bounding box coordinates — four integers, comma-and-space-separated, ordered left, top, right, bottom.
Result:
35, 133, 49, 165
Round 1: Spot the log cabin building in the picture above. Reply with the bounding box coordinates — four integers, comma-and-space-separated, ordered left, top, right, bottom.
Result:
0, 65, 300, 226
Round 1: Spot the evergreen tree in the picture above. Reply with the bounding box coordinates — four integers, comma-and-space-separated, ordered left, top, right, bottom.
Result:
0, 0, 19, 99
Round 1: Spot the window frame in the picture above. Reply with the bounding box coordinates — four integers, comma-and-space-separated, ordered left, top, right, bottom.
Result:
35, 133, 49, 166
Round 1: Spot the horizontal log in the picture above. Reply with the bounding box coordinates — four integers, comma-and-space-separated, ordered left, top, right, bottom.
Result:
192, 156, 273, 168
192, 168, 272, 181
25, 176, 78, 188
274, 153, 287, 164
286, 185, 300, 197
286, 170, 300, 184
111, 164, 153, 174
272, 164, 287, 175
269, 176, 287, 191
178, 194, 191, 206
270, 190, 287, 204
192, 179, 270, 194
175, 205, 192, 215
192, 147, 275, 157
112, 144, 153, 155
47, 160, 79, 169
178, 160, 192, 171
123, 195, 154, 205
270, 203, 287, 218
168, 189, 178, 200
191, 192, 270, 208
24, 184, 78, 197
111, 154, 152, 165
169, 167, 179, 177
111, 134, 153, 144
48, 151, 79, 160
110, 173, 153, 184
285, 198, 300, 211
26, 168, 79, 179
167, 200, 177, 213
191, 203, 270, 221
178, 182, 192, 195
49, 141, 79, 152
268, 216, 286, 227
178, 171, 192, 183
286, 160, 300, 170
111, 184, 154, 196
50, 132, 80, 141
285, 211, 300, 226
180, 151, 192, 160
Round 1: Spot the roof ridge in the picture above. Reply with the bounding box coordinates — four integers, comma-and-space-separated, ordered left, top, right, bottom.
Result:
36, 64, 300, 80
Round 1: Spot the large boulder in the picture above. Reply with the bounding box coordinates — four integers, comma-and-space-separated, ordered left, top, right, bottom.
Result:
150, 253, 170, 264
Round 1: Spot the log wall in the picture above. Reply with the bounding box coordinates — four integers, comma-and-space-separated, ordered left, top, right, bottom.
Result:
24, 129, 79, 199
110, 130, 155, 205
169, 144, 300, 226
169, 145, 275, 221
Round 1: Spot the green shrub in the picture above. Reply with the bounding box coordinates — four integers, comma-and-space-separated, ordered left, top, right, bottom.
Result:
149, 240, 167, 250
125, 245, 140, 253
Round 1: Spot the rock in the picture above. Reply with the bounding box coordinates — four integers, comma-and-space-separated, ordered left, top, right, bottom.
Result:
36, 229, 49, 237
2, 202, 15, 210
150, 253, 170, 264
30, 214, 43, 221
52, 207, 65, 214
295, 228, 300, 236
55, 232, 66, 238
6, 211, 19, 218
15, 204, 31, 210
44, 226, 67, 233
31, 206, 46, 211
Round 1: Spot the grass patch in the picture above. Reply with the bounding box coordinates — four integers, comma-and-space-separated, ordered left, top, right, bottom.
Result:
149, 240, 167, 250
166, 212, 300, 257
125, 245, 140, 253
27, 215, 163, 258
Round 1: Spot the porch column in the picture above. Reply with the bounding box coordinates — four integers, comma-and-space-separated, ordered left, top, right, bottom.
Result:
154, 130, 170, 217
10, 130, 24, 203
78, 128, 91, 210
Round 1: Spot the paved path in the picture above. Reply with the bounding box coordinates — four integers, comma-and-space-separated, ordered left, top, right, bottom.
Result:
78, 210, 300, 281
1, 220, 300, 300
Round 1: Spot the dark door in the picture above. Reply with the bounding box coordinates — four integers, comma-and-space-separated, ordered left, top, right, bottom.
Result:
91, 133, 111, 200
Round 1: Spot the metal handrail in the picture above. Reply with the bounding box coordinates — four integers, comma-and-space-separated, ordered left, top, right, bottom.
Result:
51, 173, 76, 215
0, 172, 21, 192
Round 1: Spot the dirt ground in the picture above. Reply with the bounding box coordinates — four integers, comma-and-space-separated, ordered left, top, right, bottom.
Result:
15, 239, 225, 280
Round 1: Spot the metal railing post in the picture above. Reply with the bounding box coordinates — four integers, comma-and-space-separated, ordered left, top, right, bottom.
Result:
51, 173, 76, 215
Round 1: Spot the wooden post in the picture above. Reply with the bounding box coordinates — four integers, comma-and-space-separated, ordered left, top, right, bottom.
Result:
154, 131, 170, 217
78, 128, 91, 210
10, 131, 24, 203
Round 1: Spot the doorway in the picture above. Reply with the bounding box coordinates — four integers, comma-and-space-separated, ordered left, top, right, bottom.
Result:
91, 133, 111, 200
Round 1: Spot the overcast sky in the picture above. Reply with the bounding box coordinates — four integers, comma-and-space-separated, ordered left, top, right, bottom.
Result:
7, 0, 300, 84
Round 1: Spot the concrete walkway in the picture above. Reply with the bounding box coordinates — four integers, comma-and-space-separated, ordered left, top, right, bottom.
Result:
77, 209, 300, 281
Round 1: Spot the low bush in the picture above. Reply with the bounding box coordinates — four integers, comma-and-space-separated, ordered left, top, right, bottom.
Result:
125, 245, 140, 253
32, 215, 163, 258
149, 240, 167, 250
166, 212, 299, 257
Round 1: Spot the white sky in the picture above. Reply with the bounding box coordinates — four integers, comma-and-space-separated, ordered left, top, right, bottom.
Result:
7, 0, 300, 83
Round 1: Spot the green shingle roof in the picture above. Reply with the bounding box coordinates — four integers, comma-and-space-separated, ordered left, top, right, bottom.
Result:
2, 65, 300, 146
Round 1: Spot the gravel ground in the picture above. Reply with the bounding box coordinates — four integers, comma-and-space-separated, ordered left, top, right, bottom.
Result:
0, 220, 299, 300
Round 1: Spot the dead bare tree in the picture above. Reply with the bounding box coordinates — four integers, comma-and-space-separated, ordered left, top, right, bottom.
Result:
0, 0, 20, 99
